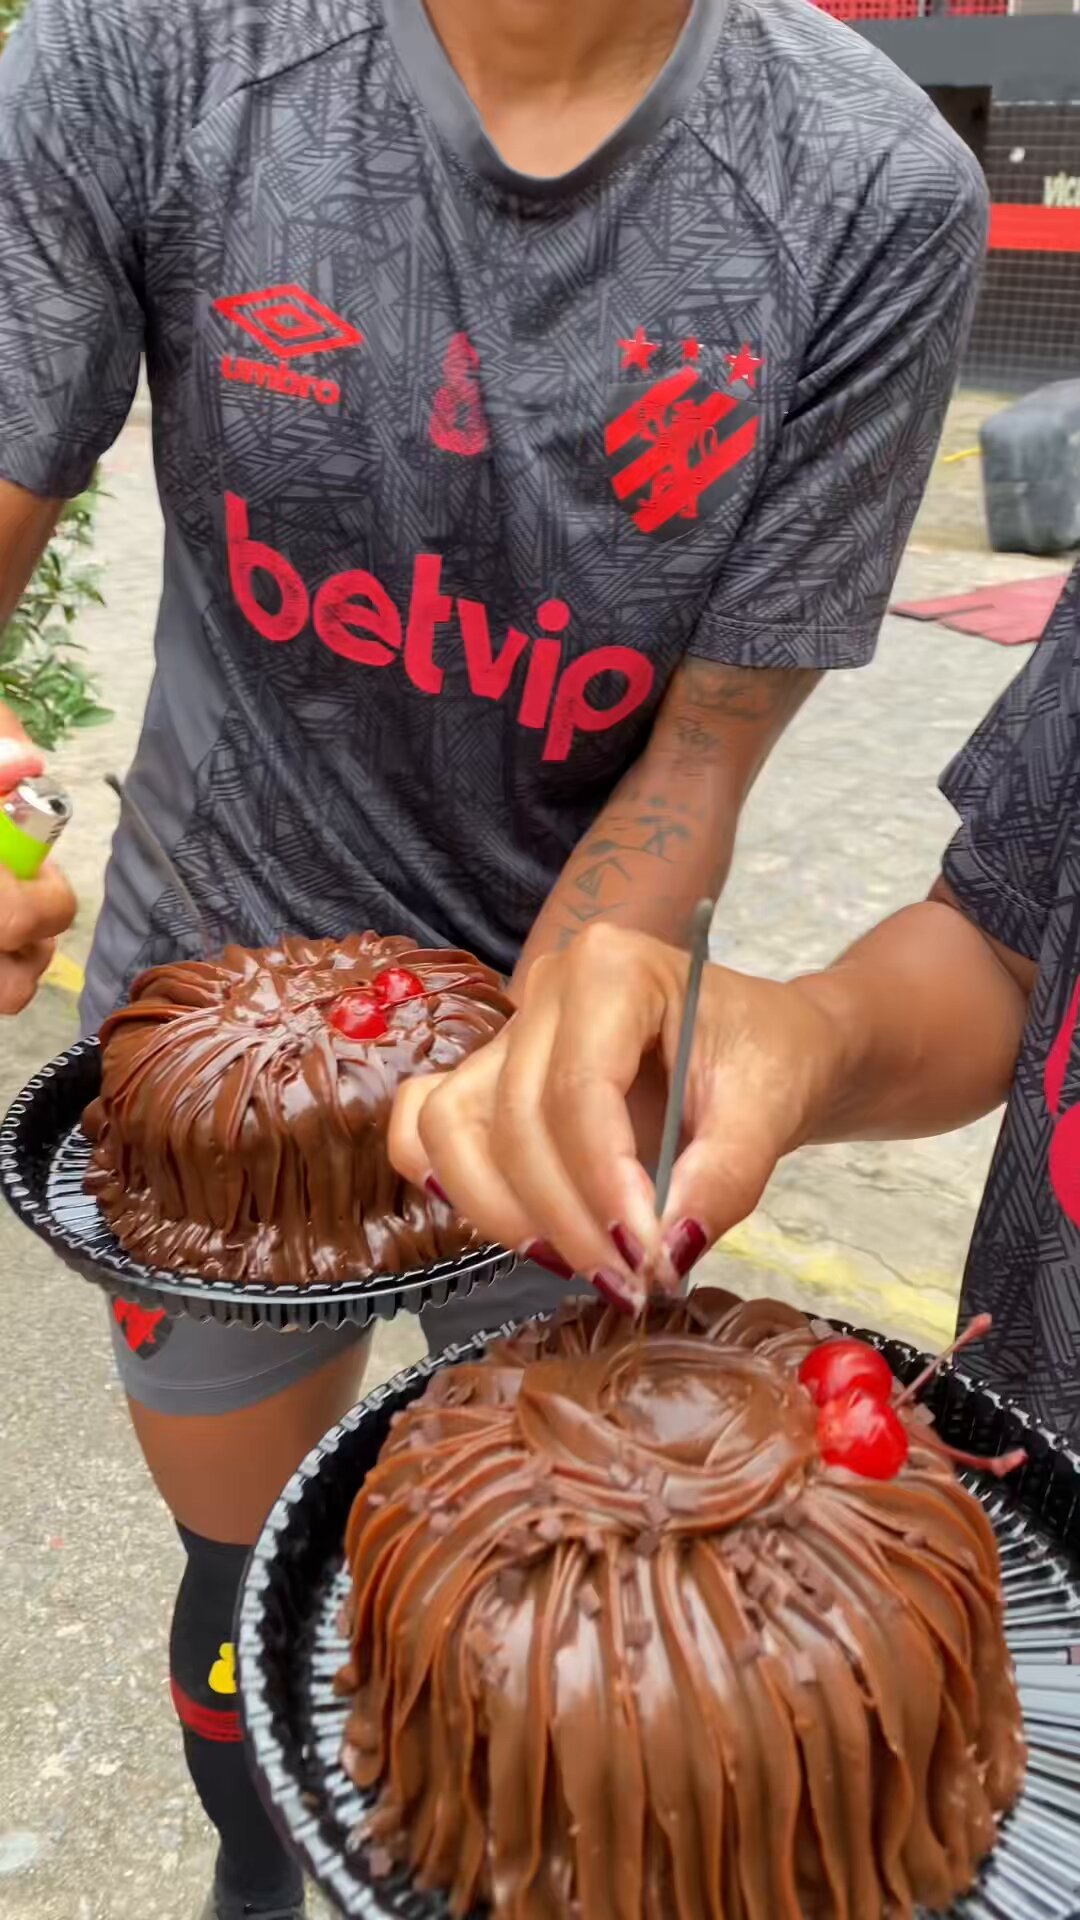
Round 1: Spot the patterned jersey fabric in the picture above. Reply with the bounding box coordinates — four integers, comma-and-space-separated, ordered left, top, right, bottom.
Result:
942, 564, 1080, 1445
0, 0, 986, 1026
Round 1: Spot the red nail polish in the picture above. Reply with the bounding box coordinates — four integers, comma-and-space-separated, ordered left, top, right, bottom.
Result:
521, 1240, 575, 1282
591, 1270, 638, 1315
609, 1222, 645, 1272
424, 1175, 452, 1207
664, 1218, 707, 1279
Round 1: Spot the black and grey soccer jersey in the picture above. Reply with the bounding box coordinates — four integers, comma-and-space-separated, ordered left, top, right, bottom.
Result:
943, 566, 1080, 1445
0, 0, 986, 1025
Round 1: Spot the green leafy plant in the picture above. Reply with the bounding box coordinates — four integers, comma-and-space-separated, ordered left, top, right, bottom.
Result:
0, 478, 112, 750
0, 0, 112, 750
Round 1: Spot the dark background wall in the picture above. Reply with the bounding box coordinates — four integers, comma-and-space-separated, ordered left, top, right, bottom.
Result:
968, 101, 1080, 387
852, 12, 1080, 388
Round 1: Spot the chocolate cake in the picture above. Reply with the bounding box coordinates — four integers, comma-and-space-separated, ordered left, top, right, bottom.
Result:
82, 933, 513, 1284
337, 1291, 1025, 1920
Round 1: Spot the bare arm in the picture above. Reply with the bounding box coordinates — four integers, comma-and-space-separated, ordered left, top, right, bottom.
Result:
0, 478, 62, 627
512, 655, 820, 989
796, 877, 1033, 1146
391, 880, 1033, 1295
0, 478, 77, 1013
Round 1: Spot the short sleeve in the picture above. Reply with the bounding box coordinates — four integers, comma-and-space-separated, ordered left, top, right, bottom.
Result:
692, 126, 988, 671
0, 0, 152, 499
940, 565, 1080, 961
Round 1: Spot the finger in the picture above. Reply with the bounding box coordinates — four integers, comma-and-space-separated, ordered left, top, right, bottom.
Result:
660, 1115, 782, 1288
0, 731, 44, 793
388, 1073, 447, 1188
536, 955, 678, 1275
414, 1037, 547, 1263
488, 993, 645, 1302
0, 941, 54, 1015
0, 861, 76, 952
20, 936, 55, 979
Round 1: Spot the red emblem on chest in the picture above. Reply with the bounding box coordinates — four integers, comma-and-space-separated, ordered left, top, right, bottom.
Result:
213, 282, 363, 412
605, 332, 762, 539
428, 333, 490, 456
213, 284, 363, 359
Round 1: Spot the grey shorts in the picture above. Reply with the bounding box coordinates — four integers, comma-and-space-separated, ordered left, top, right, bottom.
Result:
108, 1260, 585, 1415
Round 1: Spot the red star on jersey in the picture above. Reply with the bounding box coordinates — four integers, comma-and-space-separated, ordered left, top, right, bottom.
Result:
726, 342, 763, 390
619, 326, 658, 373
681, 337, 700, 363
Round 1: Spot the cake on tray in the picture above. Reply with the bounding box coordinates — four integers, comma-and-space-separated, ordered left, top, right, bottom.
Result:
336, 1289, 1026, 1920
82, 932, 513, 1285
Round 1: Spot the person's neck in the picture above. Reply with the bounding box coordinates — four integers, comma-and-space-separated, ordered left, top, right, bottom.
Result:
422, 0, 693, 177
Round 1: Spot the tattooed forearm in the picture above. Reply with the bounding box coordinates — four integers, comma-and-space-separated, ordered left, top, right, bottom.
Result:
555, 787, 709, 943
513, 657, 822, 989
667, 658, 820, 778
519, 763, 730, 979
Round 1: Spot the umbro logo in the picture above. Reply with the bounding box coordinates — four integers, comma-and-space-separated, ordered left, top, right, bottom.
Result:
214, 284, 363, 358
213, 283, 363, 410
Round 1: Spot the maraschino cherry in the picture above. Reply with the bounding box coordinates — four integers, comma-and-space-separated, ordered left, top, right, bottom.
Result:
806, 1313, 1026, 1484
374, 967, 424, 1007
329, 967, 425, 1039
329, 991, 387, 1041
798, 1338, 893, 1408
817, 1389, 908, 1480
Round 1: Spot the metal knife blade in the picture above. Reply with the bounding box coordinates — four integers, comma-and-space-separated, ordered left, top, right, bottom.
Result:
654, 895, 714, 1293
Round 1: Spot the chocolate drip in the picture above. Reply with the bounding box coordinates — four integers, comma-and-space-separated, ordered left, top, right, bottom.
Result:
82, 933, 513, 1285
338, 1289, 1025, 1920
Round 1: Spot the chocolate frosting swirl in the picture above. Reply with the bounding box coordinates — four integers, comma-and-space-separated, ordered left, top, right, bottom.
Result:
82, 933, 512, 1284
338, 1291, 1025, 1920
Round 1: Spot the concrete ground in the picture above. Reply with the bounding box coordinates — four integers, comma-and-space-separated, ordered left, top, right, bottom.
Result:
0, 391, 1072, 1918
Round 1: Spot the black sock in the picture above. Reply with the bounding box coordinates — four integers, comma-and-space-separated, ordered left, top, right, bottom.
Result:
171, 1525, 303, 1908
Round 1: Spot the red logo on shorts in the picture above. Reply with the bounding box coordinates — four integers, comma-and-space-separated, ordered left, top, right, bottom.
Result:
112, 1297, 171, 1358
213, 284, 363, 359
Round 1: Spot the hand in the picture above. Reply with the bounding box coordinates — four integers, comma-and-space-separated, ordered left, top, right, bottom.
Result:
389, 923, 844, 1306
0, 706, 76, 1014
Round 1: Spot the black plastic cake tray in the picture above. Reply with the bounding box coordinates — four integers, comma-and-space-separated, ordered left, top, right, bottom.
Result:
237, 1324, 1080, 1920
0, 1038, 515, 1332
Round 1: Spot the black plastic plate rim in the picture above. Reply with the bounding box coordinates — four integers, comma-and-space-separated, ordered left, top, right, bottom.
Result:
236, 1319, 1080, 1920
0, 1035, 515, 1331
